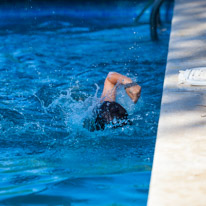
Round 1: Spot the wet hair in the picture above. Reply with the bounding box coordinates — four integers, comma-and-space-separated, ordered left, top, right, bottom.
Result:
95, 101, 130, 130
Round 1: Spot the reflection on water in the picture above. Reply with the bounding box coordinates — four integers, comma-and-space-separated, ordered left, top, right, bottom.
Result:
0, 3, 170, 205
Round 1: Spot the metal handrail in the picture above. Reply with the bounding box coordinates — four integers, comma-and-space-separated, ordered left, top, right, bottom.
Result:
150, 0, 164, 40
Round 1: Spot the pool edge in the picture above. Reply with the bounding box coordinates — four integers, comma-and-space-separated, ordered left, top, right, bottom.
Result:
147, 0, 206, 205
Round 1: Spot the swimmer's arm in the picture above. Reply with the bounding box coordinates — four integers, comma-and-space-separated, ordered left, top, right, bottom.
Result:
101, 72, 141, 103
106, 72, 133, 85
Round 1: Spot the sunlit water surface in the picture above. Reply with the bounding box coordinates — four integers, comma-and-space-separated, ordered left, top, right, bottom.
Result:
0, 4, 171, 206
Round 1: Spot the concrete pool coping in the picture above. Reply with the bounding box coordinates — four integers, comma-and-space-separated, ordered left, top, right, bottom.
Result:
147, 0, 206, 205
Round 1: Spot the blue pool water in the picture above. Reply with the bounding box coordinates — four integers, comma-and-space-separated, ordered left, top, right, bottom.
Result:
0, 3, 171, 206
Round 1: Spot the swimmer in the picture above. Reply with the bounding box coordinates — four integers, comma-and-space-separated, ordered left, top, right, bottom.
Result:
89, 72, 141, 131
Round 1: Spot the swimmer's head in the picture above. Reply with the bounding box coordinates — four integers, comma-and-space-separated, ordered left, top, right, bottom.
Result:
95, 101, 130, 130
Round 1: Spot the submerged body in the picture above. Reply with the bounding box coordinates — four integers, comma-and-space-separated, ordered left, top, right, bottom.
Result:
93, 72, 141, 130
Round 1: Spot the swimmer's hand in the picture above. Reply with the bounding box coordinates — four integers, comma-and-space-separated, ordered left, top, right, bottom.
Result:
126, 85, 141, 103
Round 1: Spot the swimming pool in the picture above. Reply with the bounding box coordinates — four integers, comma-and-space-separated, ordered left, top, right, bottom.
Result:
0, 2, 171, 205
